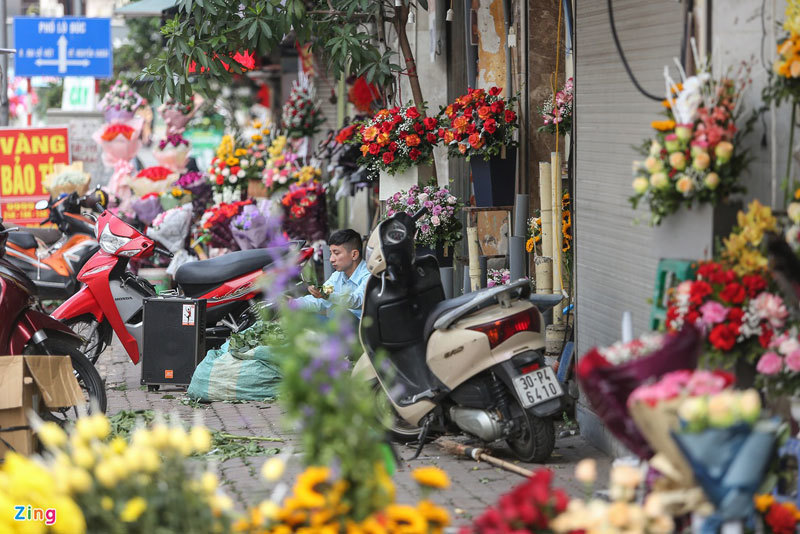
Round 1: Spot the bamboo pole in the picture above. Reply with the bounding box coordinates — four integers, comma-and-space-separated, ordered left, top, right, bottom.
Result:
535, 256, 553, 294
436, 438, 533, 478
551, 152, 563, 323
467, 226, 481, 291
538, 162, 553, 260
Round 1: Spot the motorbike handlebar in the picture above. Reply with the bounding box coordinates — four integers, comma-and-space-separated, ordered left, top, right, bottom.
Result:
154, 246, 174, 258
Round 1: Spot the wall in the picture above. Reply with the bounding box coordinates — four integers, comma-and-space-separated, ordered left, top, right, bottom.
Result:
574, 0, 684, 456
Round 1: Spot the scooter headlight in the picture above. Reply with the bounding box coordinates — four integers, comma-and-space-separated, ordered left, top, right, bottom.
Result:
384, 220, 407, 244
99, 225, 132, 255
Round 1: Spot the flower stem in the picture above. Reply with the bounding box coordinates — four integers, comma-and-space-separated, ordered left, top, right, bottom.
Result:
786, 101, 797, 208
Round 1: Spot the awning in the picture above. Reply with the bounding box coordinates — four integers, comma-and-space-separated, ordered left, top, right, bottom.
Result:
115, 0, 178, 17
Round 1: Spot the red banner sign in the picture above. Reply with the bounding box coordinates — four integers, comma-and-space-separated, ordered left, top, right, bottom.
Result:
0, 127, 70, 226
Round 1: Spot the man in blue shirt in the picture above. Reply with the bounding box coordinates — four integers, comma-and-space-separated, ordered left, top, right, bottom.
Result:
296, 229, 370, 319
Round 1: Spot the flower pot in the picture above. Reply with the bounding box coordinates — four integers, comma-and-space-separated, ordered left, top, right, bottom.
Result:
379, 165, 433, 201
470, 147, 517, 207
651, 201, 741, 261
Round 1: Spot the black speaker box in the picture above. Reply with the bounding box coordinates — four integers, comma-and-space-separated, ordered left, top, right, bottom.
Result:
141, 297, 206, 388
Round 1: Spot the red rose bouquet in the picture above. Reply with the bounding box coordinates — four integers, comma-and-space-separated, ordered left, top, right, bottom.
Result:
128, 166, 179, 197
281, 75, 324, 139
460, 469, 569, 534
437, 86, 519, 161
358, 104, 438, 174
198, 200, 253, 250
665, 261, 787, 366
280, 182, 328, 242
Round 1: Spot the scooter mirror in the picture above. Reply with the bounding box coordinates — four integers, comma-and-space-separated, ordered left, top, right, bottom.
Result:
34, 199, 49, 211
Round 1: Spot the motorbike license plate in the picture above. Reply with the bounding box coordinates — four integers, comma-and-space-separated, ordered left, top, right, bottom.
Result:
513, 367, 563, 408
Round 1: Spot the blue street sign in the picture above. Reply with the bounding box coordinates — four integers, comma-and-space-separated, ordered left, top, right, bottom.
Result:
13, 17, 112, 78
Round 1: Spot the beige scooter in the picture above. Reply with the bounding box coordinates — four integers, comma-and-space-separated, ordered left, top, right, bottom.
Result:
353, 208, 564, 462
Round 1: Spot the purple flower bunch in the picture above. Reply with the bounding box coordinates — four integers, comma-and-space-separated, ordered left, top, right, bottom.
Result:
159, 134, 189, 150
176, 171, 203, 188
385, 182, 463, 248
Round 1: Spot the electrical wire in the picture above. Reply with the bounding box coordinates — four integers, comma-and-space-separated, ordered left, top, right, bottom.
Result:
607, 0, 664, 102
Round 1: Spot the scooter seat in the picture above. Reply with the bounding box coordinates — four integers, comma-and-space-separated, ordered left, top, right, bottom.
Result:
423, 291, 477, 339
175, 249, 273, 294
6, 231, 38, 250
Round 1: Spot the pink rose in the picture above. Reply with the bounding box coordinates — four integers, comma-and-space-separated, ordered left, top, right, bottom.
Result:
686, 370, 728, 396
787, 350, 800, 372
699, 301, 728, 325
756, 351, 783, 375
753, 292, 788, 329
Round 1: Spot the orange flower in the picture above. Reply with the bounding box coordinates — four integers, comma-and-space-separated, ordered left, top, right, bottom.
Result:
445, 105, 455, 117
376, 132, 390, 146
452, 116, 469, 133
477, 106, 491, 120
651, 119, 676, 132
443, 130, 456, 144
468, 133, 484, 149
360, 144, 370, 157
363, 126, 379, 142
458, 143, 468, 154
376, 109, 390, 119
405, 134, 421, 147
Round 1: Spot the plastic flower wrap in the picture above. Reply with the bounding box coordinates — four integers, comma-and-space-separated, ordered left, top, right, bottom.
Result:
153, 133, 192, 171
128, 166, 180, 197
98, 80, 143, 121
177, 171, 213, 218
280, 182, 328, 242
159, 186, 191, 211
538, 77, 573, 135
230, 200, 274, 250
437, 86, 519, 161
358, 103, 438, 174
43, 162, 91, 197
627, 370, 735, 488
92, 117, 143, 168
487, 269, 511, 287
384, 183, 463, 250
131, 192, 164, 225
672, 390, 777, 526
158, 97, 195, 136
147, 204, 194, 276
280, 73, 325, 138
577, 325, 702, 458
200, 200, 252, 250
629, 61, 752, 225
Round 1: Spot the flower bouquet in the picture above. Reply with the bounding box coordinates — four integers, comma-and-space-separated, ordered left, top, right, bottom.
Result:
200, 200, 253, 250
538, 77, 573, 135
153, 133, 191, 171
628, 369, 735, 487
672, 389, 778, 525
263, 136, 300, 195
230, 201, 275, 250
437, 86, 519, 161
131, 193, 164, 225
488, 268, 511, 287
98, 80, 143, 122
526, 212, 542, 255
754, 494, 800, 534
43, 162, 91, 197
208, 134, 250, 204
147, 204, 194, 276
665, 260, 786, 368
159, 186, 191, 211
128, 166, 180, 197
357, 103, 439, 186
281, 74, 325, 139
577, 326, 702, 458
384, 183, 462, 256
461, 469, 569, 534
92, 118, 143, 168
159, 97, 195, 136
756, 328, 800, 396
280, 182, 328, 243
176, 171, 213, 218
629, 62, 751, 225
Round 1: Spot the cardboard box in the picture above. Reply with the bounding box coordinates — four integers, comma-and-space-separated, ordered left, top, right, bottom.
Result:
0, 355, 84, 458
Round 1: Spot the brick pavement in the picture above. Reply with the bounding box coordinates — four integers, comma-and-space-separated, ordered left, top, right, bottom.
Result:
98, 338, 610, 524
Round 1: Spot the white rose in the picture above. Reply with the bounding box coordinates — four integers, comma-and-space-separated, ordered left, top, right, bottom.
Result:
447, 195, 457, 204
229, 175, 238, 184
238, 170, 245, 178
431, 215, 441, 226
222, 168, 230, 177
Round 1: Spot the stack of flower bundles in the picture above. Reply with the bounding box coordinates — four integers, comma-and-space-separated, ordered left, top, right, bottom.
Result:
43, 162, 91, 197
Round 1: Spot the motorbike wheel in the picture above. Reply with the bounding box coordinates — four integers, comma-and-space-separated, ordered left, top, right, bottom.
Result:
24, 336, 108, 423
371, 381, 425, 444
505, 391, 555, 463
63, 316, 110, 364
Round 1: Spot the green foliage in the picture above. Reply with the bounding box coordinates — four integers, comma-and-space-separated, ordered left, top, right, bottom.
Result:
114, 17, 165, 84
141, 0, 424, 103
268, 305, 393, 521
228, 320, 285, 355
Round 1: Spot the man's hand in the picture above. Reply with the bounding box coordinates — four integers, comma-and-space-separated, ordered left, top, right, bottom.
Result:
308, 285, 323, 298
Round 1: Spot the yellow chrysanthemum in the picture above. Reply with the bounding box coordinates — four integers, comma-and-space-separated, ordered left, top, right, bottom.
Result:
411, 466, 450, 489
120, 496, 147, 522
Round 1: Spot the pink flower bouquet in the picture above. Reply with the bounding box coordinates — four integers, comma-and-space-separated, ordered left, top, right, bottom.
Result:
628, 369, 734, 487
153, 134, 191, 171
93, 117, 144, 168
756, 329, 800, 395
577, 325, 702, 459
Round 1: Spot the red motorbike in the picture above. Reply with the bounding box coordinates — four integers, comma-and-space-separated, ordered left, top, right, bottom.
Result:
0, 217, 106, 419
52, 206, 312, 365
